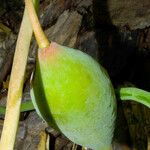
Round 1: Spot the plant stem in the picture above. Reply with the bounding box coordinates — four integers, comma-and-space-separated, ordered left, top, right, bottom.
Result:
0, 101, 34, 115
0, 1, 38, 149
25, 0, 50, 49
117, 87, 150, 108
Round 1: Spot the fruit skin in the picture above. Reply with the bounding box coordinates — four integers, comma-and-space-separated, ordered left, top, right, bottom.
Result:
30, 42, 117, 150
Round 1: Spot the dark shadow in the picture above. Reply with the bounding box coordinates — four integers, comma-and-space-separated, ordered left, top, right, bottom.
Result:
113, 101, 132, 147
93, 0, 138, 87
49, 133, 56, 150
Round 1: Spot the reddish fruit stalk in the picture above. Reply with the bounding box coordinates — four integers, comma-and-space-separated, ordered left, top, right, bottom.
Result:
25, 0, 50, 49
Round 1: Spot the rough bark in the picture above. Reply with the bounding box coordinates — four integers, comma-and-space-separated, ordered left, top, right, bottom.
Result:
0, 0, 150, 149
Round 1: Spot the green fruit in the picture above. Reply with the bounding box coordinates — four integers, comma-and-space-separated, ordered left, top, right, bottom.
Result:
30, 42, 117, 150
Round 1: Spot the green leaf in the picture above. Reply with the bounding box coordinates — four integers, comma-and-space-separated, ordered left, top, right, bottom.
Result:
117, 87, 150, 108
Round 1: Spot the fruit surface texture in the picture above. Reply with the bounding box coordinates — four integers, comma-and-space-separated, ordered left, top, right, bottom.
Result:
31, 42, 116, 150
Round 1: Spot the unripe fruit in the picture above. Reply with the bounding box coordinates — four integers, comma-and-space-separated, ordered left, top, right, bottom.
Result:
31, 42, 117, 150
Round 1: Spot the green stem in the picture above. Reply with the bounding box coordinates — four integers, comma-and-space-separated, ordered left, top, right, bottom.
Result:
116, 87, 150, 108
0, 101, 34, 115
0, 0, 39, 149
25, 0, 50, 49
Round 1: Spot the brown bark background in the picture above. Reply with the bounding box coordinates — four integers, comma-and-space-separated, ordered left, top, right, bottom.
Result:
0, 0, 150, 149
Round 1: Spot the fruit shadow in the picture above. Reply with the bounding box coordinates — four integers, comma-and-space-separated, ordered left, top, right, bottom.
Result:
93, 0, 137, 86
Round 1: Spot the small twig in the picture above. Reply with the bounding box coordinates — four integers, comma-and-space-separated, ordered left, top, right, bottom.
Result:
81, 147, 88, 150
148, 137, 150, 150
0, 0, 39, 149
38, 131, 48, 150
72, 143, 78, 150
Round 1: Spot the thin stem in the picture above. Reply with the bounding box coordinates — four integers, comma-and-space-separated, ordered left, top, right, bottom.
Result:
20, 101, 34, 112
0, 1, 38, 149
117, 87, 150, 108
25, 0, 50, 49
0, 101, 34, 115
